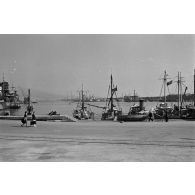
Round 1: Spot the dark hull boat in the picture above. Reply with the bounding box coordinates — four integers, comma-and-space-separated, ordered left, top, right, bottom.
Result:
153, 71, 188, 120
153, 112, 181, 120
153, 70, 195, 120
154, 102, 176, 119
117, 114, 147, 122
118, 99, 148, 122
182, 70, 195, 120
181, 106, 195, 120
101, 76, 148, 122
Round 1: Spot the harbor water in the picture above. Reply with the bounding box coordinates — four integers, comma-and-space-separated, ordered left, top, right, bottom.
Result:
2, 101, 179, 118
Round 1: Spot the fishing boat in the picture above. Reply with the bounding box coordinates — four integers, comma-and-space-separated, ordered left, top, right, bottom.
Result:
181, 69, 195, 120
154, 70, 191, 119
101, 74, 122, 120
153, 70, 174, 119
100, 75, 147, 122
117, 99, 148, 122
171, 71, 189, 118
72, 85, 94, 120
181, 105, 195, 120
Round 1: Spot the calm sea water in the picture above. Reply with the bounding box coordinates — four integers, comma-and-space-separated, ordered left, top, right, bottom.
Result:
4, 101, 178, 118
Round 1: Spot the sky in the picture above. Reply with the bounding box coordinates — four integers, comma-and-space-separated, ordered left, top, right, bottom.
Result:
0, 34, 194, 99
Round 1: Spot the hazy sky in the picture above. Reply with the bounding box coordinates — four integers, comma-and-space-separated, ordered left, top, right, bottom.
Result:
0, 34, 194, 98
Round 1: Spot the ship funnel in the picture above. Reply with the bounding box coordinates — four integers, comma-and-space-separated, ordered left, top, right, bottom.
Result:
139, 99, 144, 111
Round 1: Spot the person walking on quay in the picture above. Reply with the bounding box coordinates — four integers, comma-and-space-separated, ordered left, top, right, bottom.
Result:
21, 111, 28, 127
30, 111, 37, 127
148, 111, 154, 122
164, 110, 169, 122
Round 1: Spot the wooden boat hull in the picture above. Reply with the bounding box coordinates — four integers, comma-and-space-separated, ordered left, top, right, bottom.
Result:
117, 114, 148, 122
181, 116, 195, 121
101, 116, 115, 121
154, 113, 181, 120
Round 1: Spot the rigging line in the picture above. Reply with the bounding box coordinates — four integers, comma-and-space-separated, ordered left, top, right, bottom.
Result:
106, 84, 110, 107
159, 83, 164, 99
181, 83, 187, 88
114, 92, 121, 109
174, 83, 177, 93
107, 85, 110, 101
167, 86, 170, 95
109, 89, 115, 107
76, 91, 81, 109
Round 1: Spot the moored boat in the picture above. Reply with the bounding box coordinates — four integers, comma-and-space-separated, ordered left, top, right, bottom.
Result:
181, 105, 195, 120
117, 99, 148, 122
154, 70, 174, 119
73, 85, 94, 120
154, 70, 192, 120
181, 69, 195, 120
101, 74, 122, 120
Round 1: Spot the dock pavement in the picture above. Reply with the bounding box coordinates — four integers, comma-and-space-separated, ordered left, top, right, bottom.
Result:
0, 119, 194, 161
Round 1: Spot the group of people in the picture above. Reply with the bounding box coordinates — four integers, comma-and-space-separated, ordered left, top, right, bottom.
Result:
148, 110, 169, 122
21, 111, 37, 127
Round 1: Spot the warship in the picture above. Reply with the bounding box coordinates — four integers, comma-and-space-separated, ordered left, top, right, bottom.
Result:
0, 76, 21, 111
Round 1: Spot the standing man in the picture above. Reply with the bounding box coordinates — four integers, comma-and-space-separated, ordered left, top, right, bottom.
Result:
148, 111, 153, 122
21, 111, 28, 127
164, 110, 169, 122
31, 111, 37, 127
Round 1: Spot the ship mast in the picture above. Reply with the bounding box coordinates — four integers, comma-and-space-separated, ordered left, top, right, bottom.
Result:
180, 72, 183, 108
28, 89, 31, 108
194, 69, 195, 106
163, 70, 168, 103
133, 89, 136, 105
81, 84, 84, 111
110, 74, 113, 112
2, 73, 5, 100
27, 89, 31, 114
177, 72, 180, 114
